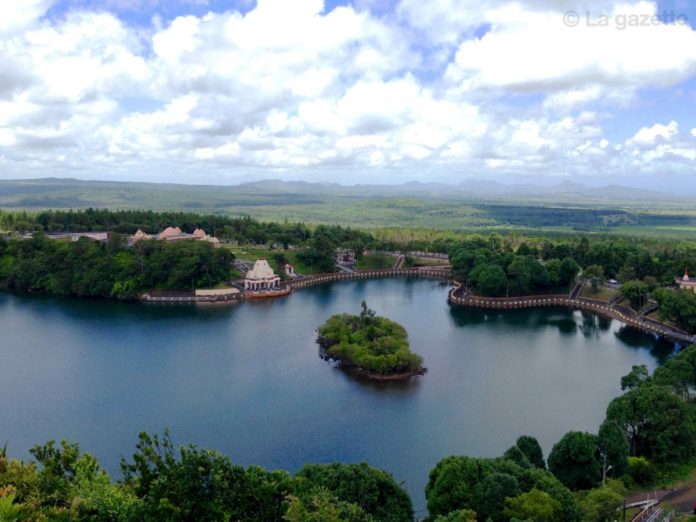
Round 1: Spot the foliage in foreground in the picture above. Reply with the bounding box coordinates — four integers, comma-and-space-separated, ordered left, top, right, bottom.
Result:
427, 345, 696, 521
317, 301, 424, 375
0, 432, 412, 522
425, 437, 582, 522
4, 346, 696, 521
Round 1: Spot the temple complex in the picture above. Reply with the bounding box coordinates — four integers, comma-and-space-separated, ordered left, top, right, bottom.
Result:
130, 227, 220, 247
676, 270, 696, 292
244, 259, 281, 291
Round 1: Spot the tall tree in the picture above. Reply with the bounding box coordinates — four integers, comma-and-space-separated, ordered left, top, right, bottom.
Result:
548, 432, 601, 490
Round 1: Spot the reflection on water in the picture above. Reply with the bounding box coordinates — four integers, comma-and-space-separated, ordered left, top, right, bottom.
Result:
546, 316, 578, 335
449, 304, 672, 356
337, 367, 424, 393
0, 283, 676, 512
614, 327, 677, 364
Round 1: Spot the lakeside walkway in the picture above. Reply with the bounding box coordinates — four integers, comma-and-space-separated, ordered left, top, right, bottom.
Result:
287, 267, 452, 289
448, 283, 696, 345
142, 268, 696, 346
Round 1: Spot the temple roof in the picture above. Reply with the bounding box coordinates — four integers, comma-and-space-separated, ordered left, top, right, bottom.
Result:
245, 259, 278, 280
159, 226, 182, 239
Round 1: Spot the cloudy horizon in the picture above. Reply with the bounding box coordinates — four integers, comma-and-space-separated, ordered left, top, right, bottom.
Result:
1, 0, 695, 189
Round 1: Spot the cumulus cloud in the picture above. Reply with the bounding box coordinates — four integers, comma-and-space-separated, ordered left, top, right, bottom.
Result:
0, 0, 695, 184
446, 2, 696, 95
0, 0, 55, 34
630, 121, 680, 147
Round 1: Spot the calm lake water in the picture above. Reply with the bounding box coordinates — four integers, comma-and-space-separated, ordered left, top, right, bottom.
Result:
0, 279, 675, 512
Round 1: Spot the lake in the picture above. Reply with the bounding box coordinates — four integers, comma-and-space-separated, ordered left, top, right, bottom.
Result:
0, 278, 675, 513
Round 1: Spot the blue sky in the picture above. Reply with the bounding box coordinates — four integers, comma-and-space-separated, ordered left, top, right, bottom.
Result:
0, 0, 695, 190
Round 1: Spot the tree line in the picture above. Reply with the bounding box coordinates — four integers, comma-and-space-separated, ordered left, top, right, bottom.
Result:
0, 431, 411, 521
0, 234, 234, 299
0, 209, 382, 252
0, 210, 386, 298
449, 234, 696, 307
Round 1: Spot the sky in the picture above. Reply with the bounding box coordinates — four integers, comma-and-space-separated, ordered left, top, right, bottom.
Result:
0, 0, 695, 188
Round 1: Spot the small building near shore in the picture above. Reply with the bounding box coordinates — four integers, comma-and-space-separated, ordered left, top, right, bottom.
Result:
335, 248, 356, 266
284, 263, 296, 277
244, 259, 280, 291
46, 232, 111, 242
195, 288, 241, 300
676, 270, 696, 292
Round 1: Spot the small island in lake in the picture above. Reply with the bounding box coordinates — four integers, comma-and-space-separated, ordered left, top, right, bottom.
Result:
317, 301, 426, 381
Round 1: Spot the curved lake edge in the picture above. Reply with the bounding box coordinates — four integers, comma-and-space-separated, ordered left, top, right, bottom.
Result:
448, 283, 695, 346
4, 263, 691, 347
0, 279, 677, 512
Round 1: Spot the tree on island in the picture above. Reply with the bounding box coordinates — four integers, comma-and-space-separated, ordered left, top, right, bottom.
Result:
317, 302, 425, 379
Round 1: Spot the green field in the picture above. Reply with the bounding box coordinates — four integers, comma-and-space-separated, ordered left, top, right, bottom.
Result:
580, 285, 620, 302
227, 246, 324, 275
3, 178, 696, 238
357, 254, 394, 270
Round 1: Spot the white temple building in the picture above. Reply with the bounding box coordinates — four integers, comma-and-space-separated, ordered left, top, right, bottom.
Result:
244, 259, 280, 291
677, 270, 696, 292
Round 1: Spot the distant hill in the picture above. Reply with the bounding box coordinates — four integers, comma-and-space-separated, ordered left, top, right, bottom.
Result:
236, 178, 676, 202
0, 177, 694, 235
0, 177, 681, 208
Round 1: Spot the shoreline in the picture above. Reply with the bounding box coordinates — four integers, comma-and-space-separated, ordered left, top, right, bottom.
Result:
448, 284, 695, 345
317, 337, 427, 382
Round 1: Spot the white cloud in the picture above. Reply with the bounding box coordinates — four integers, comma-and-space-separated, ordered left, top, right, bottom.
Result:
630, 121, 679, 147
0, 0, 55, 34
0, 0, 695, 185
446, 2, 696, 96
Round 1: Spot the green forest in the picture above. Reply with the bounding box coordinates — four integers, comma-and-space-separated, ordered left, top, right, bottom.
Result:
0, 210, 381, 299
1, 179, 695, 236
3, 208, 696, 332
3, 209, 696, 519
0, 234, 234, 299
448, 234, 696, 332
0, 431, 411, 522
317, 302, 425, 377
3, 344, 696, 521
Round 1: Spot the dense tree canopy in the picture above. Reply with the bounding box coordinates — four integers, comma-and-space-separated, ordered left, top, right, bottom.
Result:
424, 454, 581, 522
603, 383, 696, 464
1, 432, 412, 521
0, 234, 233, 299
654, 287, 696, 333
547, 432, 601, 491
317, 302, 424, 376
514, 435, 546, 469
448, 233, 696, 305
295, 463, 412, 522
504, 488, 560, 522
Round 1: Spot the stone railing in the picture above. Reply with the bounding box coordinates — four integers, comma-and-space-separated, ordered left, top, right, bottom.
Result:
448, 284, 695, 344
287, 267, 451, 289
142, 292, 242, 303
